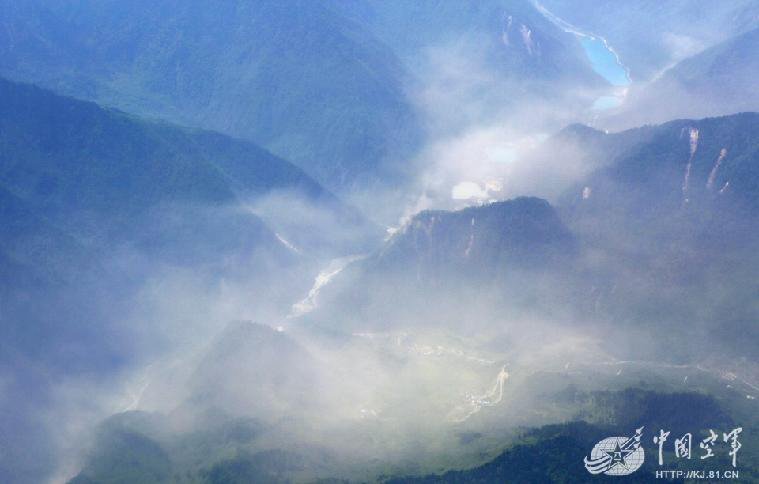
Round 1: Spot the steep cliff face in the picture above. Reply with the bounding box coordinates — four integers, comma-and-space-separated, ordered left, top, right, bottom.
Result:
561, 112, 759, 240
374, 197, 576, 282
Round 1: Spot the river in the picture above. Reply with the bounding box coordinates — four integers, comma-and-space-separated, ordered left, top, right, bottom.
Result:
531, 0, 631, 110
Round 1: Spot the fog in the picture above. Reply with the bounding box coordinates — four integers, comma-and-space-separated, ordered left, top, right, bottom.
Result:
396, 33, 617, 223
36, 176, 758, 483
4, 3, 757, 483
38, 192, 628, 482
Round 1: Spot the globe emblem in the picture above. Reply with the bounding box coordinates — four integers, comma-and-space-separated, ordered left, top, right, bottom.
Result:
584, 427, 645, 476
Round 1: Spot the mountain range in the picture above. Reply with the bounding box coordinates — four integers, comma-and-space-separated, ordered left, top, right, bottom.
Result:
0, 0, 615, 194
0, 0, 420, 192
2, 2, 759, 483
